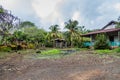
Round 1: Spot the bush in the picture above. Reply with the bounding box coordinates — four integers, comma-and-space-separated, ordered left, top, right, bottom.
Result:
27, 43, 35, 49
10, 44, 27, 50
74, 37, 91, 48
76, 42, 84, 48
45, 41, 53, 47
113, 47, 120, 53
9, 44, 17, 50
94, 34, 110, 49
36, 50, 41, 53
41, 49, 61, 55
0, 46, 11, 52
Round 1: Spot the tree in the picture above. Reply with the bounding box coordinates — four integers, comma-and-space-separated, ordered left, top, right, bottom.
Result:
23, 27, 46, 48
20, 21, 35, 28
115, 16, 120, 28
64, 19, 81, 47
0, 6, 20, 34
0, 6, 20, 45
46, 24, 62, 40
46, 24, 62, 47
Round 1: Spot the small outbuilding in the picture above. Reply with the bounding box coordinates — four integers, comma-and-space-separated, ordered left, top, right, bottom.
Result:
54, 38, 67, 48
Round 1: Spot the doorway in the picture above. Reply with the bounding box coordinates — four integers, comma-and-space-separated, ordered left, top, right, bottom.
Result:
109, 36, 114, 42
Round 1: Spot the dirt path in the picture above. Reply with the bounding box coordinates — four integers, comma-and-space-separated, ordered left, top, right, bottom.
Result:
1, 51, 120, 80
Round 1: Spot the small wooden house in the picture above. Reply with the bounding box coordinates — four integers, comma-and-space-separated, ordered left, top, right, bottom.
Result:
54, 38, 67, 48
82, 21, 120, 47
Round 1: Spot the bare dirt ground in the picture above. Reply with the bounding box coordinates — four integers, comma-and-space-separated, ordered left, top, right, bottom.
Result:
1, 51, 120, 80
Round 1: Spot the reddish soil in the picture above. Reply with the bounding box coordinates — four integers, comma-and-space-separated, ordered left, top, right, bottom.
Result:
0, 51, 120, 80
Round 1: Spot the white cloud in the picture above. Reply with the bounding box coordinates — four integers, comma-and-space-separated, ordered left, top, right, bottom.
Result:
31, 0, 65, 30
98, 2, 120, 14
90, 20, 94, 25
32, 0, 62, 19
0, 0, 34, 17
72, 11, 80, 20
1, 0, 120, 30
0, 0, 17, 9
114, 3, 120, 12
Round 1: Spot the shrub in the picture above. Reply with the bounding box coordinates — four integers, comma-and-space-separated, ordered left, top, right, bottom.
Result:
94, 34, 110, 49
112, 48, 120, 56
74, 37, 91, 48
0, 46, 11, 52
27, 43, 35, 49
44, 41, 53, 47
76, 42, 85, 48
9, 44, 17, 50
10, 44, 26, 50
113, 47, 120, 53
36, 50, 41, 53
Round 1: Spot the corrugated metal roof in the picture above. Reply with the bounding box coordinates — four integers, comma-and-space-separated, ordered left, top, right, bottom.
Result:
82, 28, 120, 36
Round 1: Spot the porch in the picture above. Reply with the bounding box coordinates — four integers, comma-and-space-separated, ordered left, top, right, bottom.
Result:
84, 41, 120, 47
82, 28, 120, 47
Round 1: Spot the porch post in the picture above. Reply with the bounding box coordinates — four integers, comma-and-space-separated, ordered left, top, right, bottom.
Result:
90, 35, 93, 46
118, 31, 120, 46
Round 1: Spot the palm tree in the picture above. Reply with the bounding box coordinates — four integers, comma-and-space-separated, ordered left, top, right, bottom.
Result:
46, 24, 62, 47
64, 19, 81, 47
47, 24, 62, 40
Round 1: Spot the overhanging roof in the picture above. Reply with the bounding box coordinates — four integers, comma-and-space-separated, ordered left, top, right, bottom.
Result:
82, 28, 120, 37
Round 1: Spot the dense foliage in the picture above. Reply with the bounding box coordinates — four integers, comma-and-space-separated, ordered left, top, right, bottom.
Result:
64, 19, 81, 47
0, 6, 91, 51
94, 34, 110, 49
0, 6, 20, 35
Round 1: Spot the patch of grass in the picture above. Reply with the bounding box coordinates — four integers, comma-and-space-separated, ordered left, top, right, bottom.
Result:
41, 49, 61, 55
0, 46, 11, 52
79, 48, 89, 51
95, 49, 112, 55
18, 49, 36, 54
0, 52, 10, 59
110, 48, 120, 57
113, 48, 120, 53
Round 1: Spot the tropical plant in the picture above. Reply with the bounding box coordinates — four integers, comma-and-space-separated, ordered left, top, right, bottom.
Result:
0, 6, 20, 34
115, 16, 120, 28
64, 19, 81, 47
47, 25, 61, 39
23, 27, 46, 48
46, 24, 62, 47
94, 34, 110, 49
0, 6, 20, 45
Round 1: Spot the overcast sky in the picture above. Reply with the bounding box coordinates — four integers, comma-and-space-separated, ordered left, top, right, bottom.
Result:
0, 0, 120, 30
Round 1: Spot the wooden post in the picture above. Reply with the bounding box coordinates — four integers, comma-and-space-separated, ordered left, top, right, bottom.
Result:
90, 35, 93, 46
118, 31, 120, 46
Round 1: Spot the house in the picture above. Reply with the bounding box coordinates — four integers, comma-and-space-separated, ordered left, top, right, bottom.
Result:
82, 21, 120, 47
54, 38, 67, 48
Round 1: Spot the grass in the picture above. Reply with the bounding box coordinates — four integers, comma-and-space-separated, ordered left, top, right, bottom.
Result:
41, 49, 61, 55
0, 52, 10, 59
2, 47, 120, 60
95, 49, 112, 55
94, 48, 120, 57
0, 49, 36, 59
113, 48, 120, 53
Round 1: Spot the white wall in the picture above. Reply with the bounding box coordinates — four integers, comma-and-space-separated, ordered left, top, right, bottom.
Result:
104, 24, 116, 30
114, 36, 118, 42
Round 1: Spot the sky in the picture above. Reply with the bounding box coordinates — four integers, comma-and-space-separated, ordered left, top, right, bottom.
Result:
0, 0, 120, 31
